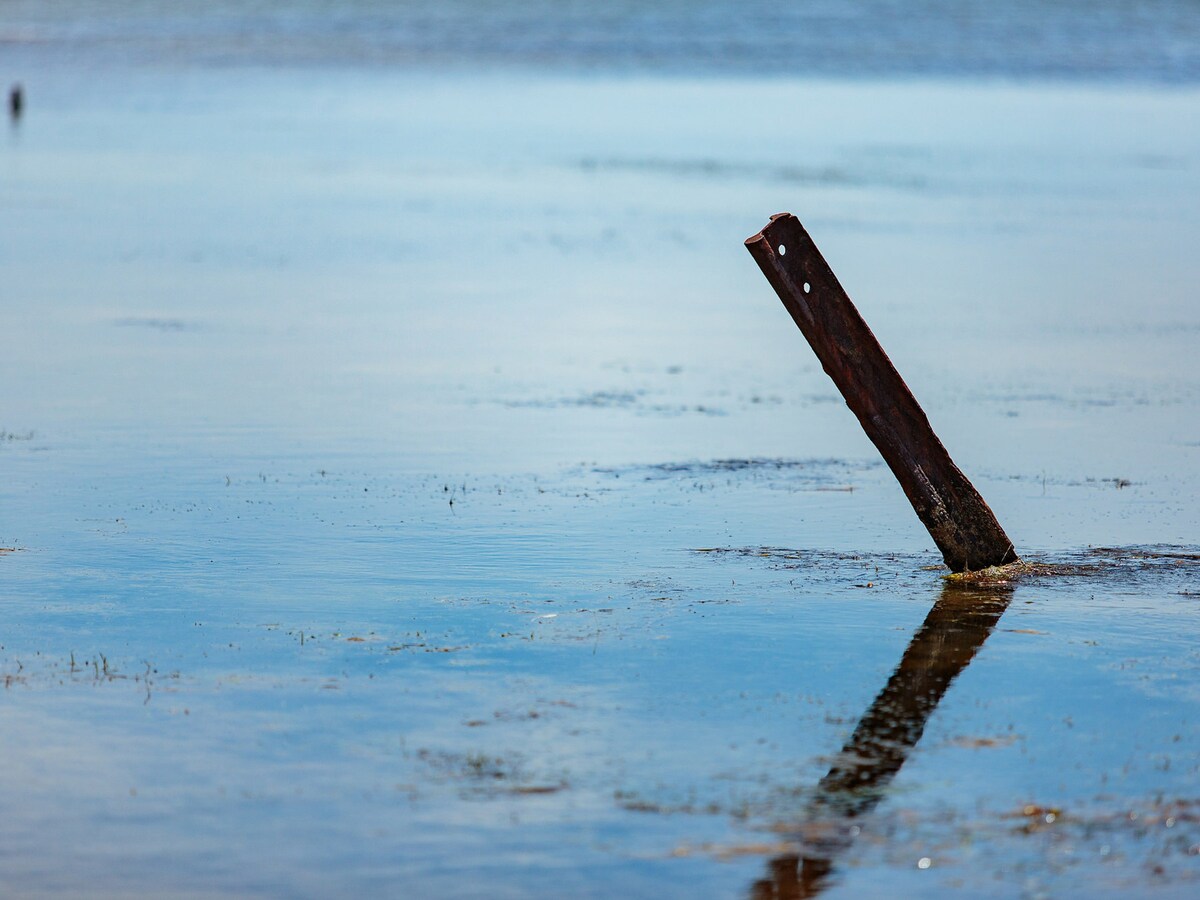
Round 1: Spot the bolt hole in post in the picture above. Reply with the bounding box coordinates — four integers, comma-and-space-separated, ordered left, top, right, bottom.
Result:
778, 244, 813, 293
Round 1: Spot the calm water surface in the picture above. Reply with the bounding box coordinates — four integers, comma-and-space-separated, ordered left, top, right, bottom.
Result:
2, 4, 1200, 897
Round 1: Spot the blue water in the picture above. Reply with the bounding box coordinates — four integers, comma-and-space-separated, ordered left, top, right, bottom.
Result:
4, 0, 1200, 82
3, 3, 1200, 898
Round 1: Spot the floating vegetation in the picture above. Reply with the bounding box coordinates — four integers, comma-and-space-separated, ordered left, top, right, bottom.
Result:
947, 546, 1200, 585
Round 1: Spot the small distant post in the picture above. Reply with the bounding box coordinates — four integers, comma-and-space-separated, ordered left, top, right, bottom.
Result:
745, 213, 1017, 573
8, 83, 23, 120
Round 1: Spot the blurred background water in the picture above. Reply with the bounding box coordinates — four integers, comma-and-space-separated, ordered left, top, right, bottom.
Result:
2, 2, 1200, 897
4, 0, 1200, 81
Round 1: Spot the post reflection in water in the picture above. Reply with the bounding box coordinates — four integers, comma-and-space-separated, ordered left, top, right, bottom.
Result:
751, 582, 1016, 899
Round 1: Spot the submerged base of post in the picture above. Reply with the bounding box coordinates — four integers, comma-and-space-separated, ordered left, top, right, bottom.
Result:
746, 213, 1018, 573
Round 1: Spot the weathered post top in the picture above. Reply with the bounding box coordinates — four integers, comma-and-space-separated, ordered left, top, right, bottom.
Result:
745, 213, 1017, 572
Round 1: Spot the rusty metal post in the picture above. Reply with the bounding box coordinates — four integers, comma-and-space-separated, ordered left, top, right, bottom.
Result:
745, 213, 1017, 572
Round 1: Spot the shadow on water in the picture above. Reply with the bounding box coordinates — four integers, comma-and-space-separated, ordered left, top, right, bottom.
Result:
750, 582, 1015, 899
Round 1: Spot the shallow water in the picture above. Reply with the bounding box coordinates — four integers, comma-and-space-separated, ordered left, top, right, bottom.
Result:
5, 0, 1200, 82
3, 8, 1200, 898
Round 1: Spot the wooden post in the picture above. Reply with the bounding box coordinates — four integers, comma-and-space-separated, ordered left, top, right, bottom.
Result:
745, 213, 1017, 572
